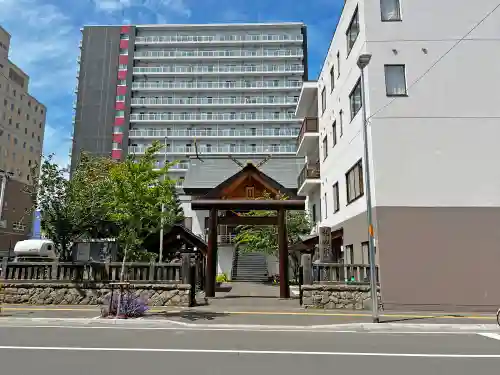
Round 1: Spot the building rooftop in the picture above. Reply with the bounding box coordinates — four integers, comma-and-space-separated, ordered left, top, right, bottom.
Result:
83, 22, 304, 29
182, 156, 303, 191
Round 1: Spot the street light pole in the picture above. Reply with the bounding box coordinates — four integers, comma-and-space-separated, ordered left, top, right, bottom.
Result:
159, 136, 167, 263
357, 54, 379, 323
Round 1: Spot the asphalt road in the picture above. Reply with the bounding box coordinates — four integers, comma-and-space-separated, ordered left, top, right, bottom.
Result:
0, 324, 499, 374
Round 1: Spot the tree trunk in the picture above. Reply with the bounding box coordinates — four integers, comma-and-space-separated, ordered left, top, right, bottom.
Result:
116, 244, 129, 317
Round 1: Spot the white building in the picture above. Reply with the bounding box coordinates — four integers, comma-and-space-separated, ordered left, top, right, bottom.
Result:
295, 0, 500, 310
128, 22, 307, 187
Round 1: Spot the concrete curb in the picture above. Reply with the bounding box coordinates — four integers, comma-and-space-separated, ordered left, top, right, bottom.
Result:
0, 317, 499, 332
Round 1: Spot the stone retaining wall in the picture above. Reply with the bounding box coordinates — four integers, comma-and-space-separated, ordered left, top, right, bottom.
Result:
0, 283, 191, 306
301, 284, 381, 310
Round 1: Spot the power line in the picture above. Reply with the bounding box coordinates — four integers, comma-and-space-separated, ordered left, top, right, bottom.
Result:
367, 2, 500, 122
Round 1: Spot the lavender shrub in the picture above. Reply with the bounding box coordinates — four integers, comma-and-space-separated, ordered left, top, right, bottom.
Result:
101, 291, 149, 318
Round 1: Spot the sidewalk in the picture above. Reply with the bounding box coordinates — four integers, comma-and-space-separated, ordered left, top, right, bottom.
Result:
0, 302, 497, 327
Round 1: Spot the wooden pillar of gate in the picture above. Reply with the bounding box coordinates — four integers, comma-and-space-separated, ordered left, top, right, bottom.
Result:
277, 208, 290, 299
205, 207, 218, 297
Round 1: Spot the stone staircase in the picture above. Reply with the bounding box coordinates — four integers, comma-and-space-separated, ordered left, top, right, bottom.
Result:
231, 249, 269, 282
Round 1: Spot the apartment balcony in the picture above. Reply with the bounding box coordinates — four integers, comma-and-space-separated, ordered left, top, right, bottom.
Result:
130, 96, 299, 108
134, 34, 303, 46
132, 64, 304, 77
297, 163, 321, 196
296, 117, 319, 157
153, 162, 190, 172
131, 80, 302, 92
128, 128, 299, 140
134, 49, 303, 61
128, 144, 297, 155
129, 113, 298, 124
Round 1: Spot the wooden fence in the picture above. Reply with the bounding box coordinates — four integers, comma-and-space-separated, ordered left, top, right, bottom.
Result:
0, 261, 182, 283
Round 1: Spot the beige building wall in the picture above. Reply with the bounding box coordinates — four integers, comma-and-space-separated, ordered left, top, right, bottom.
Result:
0, 25, 46, 251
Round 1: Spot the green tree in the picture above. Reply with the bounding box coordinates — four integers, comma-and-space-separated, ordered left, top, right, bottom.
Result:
29, 154, 114, 259
105, 141, 179, 267
234, 192, 312, 280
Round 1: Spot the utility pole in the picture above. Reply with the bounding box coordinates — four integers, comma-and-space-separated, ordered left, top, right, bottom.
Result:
357, 54, 379, 323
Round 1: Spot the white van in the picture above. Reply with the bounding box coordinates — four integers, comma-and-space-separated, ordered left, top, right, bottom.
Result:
13, 239, 57, 262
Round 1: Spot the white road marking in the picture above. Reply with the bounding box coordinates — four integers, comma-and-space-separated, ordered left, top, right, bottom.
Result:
0, 345, 498, 358
478, 332, 500, 341
91, 316, 101, 320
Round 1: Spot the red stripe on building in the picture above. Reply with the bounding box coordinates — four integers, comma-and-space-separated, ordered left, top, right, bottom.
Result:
114, 117, 125, 126
115, 101, 126, 110
111, 150, 122, 159
118, 55, 128, 64
117, 70, 127, 80
119, 39, 129, 49
116, 86, 127, 95
113, 133, 124, 143
120, 26, 131, 33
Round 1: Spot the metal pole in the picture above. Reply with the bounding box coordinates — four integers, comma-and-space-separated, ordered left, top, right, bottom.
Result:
360, 66, 379, 323
0, 174, 6, 221
159, 136, 167, 263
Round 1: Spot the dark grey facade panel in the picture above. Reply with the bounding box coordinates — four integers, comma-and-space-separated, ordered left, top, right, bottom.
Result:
71, 26, 121, 174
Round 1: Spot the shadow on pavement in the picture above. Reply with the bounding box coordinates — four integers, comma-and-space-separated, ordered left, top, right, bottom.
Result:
148, 310, 230, 322
381, 313, 468, 323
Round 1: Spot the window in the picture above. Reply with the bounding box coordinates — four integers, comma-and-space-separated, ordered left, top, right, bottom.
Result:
346, 159, 364, 203
119, 48, 128, 55
311, 204, 317, 223
116, 95, 125, 101
322, 135, 328, 160
321, 86, 326, 114
336, 51, 340, 77
349, 79, 362, 120
339, 110, 344, 137
346, 244, 355, 264
346, 7, 360, 55
381, 0, 402, 21
323, 192, 328, 219
332, 121, 337, 147
120, 34, 129, 40
361, 241, 369, 264
384, 64, 407, 96
332, 182, 340, 213
329, 66, 335, 91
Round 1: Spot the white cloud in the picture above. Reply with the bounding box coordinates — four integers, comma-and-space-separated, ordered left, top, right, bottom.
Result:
0, 0, 80, 169
92, 0, 192, 18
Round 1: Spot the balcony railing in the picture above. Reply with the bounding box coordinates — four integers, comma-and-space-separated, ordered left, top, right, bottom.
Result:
135, 34, 303, 44
153, 162, 190, 170
297, 163, 321, 189
129, 145, 296, 155
132, 80, 302, 91
297, 117, 319, 146
135, 49, 303, 59
129, 129, 299, 138
131, 96, 299, 106
133, 64, 304, 75
130, 113, 297, 122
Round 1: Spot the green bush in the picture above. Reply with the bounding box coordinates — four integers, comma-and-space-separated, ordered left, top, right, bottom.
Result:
216, 273, 229, 283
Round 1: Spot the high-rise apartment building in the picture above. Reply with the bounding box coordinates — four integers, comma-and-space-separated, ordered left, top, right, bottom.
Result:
71, 23, 308, 189
0, 25, 46, 250
295, 0, 500, 310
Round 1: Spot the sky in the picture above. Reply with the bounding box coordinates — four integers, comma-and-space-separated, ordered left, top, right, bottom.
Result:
0, 0, 344, 168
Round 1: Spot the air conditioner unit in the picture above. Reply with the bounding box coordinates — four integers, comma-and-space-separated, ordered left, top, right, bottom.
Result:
0, 220, 6, 229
